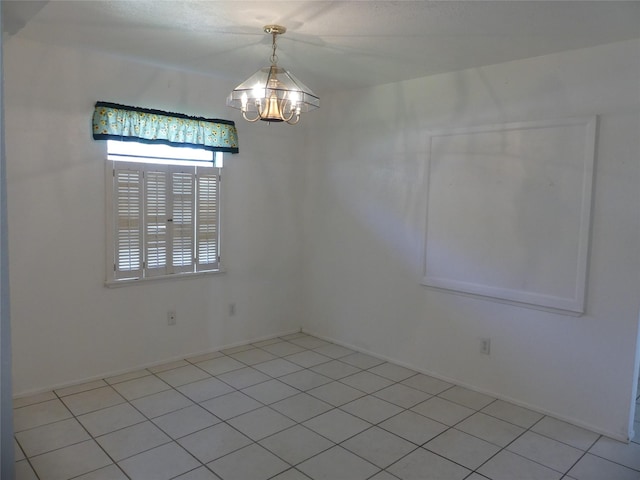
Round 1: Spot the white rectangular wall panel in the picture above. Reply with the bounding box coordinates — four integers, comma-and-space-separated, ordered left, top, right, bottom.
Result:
422, 117, 596, 315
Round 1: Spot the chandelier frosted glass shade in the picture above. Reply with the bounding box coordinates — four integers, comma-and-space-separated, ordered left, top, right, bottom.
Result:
226, 25, 319, 125
227, 65, 319, 124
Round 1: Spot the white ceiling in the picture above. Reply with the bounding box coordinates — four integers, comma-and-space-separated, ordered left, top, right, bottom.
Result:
3, 1, 640, 95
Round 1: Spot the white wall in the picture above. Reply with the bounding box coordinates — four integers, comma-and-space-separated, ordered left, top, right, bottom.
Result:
5, 37, 305, 395
302, 39, 640, 440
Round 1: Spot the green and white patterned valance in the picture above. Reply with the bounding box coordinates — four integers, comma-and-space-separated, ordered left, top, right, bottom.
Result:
92, 102, 239, 153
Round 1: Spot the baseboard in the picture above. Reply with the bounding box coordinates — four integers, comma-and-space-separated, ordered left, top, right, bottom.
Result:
301, 328, 631, 443
13, 328, 301, 399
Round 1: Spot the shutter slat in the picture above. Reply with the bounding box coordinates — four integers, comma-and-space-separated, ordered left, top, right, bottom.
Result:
145, 169, 168, 276
196, 172, 219, 270
114, 168, 143, 279
171, 170, 195, 272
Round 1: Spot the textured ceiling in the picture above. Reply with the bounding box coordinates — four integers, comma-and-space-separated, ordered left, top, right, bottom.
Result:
3, 1, 640, 94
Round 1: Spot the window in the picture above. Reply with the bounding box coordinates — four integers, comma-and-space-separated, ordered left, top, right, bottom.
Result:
106, 141, 223, 284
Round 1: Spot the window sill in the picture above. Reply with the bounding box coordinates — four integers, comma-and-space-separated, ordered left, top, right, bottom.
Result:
105, 267, 226, 288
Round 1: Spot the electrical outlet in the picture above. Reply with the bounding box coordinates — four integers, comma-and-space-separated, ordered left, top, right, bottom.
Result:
168, 310, 176, 325
480, 338, 491, 355
229, 303, 236, 316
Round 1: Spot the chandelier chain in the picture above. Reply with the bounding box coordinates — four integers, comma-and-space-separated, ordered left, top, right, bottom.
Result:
270, 33, 279, 65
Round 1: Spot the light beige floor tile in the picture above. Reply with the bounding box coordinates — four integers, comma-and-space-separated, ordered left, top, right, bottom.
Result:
368, 471, 400, 480
30, 440, 112, 480
13, 391, 57, 409
178, 422, 252, 463
148, 359, 189, 373
156, 364, 211, 387
77, 403, 146, 437
242, 379, 299, 404
312, 344, 355, 359
567, 452, 640, 480
96, 421, 171, 461
173, 466, 221, 480
200, 391, 262, 420
253, 358, 303, 377
221, 344, 255, 355
259, 424, 334, 465
401, 374, 454, 395
177, 377, 235, 403
15, 438, 25, 461
456, 412, 525, 447
368, 362, 417, 382
208, 443, 289, 480
411, 396, 475, 426
229, 348, 277, 365
270, 393, 334, 423
279, 370, 332, 391
252, 337, 283, 348
379, 410, 448, 445
270, 468, 313, 480
478, 450, 562, 480
131, 389, 193, 418
118, 442, 200, 480
15, 459, 38, 480
105, 369, 151, 385
303, 408, 371, 443
507, 431, 583, 472
73, 464, 129, 480
340, 371, 394, 394
341, 395, 403, 424
373, 383, 431, 409
61, 386, 124, 416
289, 337, 332, 350
297, 446, 380, 480
280, 332, 308, 340
286, 350, 332, 368
340, 352, 386, 369
217, 366, 271, 389
111, 375, 171, 401
16, 417, 90, 457
14, 399, 73, 432
437, 386, 495, 410
185, 351, 224, 364
481, 399, 544, 428
311, 360, 361, 380
260, 341, 306, 357
55, 380, 108, 397
425, 428, 500, 470
387, 447, 470, 480
153, 404, 220, 439
342, 426, 416, 468
308, 381, 366, 406
196, 356, 245, 376
228, 406, 296, 440
531, 416, 599, 450
588, 435, 640, 470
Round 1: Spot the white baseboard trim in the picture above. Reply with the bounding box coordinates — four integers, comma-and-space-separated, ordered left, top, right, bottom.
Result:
301, 328, 631, 443
13, 328, 301, 399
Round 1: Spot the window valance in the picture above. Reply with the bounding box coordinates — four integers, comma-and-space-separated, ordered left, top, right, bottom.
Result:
92, 102, 239, 153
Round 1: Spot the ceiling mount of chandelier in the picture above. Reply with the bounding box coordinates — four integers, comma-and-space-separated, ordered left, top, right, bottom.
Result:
226, 25, 319, 125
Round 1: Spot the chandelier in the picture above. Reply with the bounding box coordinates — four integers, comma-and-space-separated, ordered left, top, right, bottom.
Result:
226, 25, 319, 125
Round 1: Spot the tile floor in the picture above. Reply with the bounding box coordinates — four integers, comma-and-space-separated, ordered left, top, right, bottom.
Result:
14, 332, 640, 480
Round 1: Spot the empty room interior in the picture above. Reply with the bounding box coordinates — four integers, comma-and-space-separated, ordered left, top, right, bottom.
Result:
2, 1, 640, 479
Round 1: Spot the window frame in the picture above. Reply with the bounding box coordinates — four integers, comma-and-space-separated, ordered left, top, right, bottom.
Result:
105, 144, 224, 286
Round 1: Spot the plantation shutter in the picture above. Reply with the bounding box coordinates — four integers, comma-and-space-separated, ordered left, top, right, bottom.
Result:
170, 168, 196, 273
113, 167, 143, 280
144, 168, 169, 276
196, 170, 220, 271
